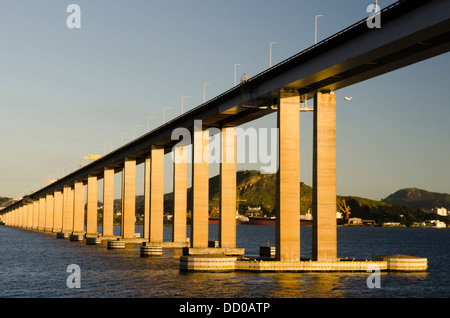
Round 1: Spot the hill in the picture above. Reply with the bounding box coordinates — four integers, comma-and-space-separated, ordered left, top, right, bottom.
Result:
382, 188, 450, 210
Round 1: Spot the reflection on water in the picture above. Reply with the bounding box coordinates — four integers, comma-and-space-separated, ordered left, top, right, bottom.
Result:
0, 225, 448, 298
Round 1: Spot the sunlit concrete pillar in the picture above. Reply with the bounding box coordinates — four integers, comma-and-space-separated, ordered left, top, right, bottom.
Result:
276, 89, 301, 261
72, 181, 85, 234
143, 156, 151, 240
219, 127, 237, 248
121, 158, 136, 239
191, 121, 209, 248
38, 197, 46, 231
86, 175, 98, 236
149, 145, 164, 243
53, 190, 63, 232
18, 206, 24, 228
22, 205, 28, 228
32, 200, 39, 229
312, 91, 337, 261
103, 168, 115, 237
172, 145, 188, 244
62, 185, 74, 234
27, 203, 33, 229
44, 193, 54, 232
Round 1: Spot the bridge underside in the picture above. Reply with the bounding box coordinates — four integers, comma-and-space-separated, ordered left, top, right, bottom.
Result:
2, 0, 449, 266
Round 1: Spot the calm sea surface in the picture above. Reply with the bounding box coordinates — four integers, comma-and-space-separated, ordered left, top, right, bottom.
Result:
0, 225, 449, 298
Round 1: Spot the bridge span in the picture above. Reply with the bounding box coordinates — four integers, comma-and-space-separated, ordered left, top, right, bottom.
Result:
1, 0, 448, 270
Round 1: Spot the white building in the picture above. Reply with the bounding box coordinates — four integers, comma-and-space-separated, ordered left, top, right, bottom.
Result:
427, 207, 448, 216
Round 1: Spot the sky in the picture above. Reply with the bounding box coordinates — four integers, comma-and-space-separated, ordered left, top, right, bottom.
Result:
0, 0, 449, 201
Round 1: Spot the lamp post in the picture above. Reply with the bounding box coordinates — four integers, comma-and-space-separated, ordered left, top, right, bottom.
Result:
203, 82, 210, 103
121, 132, 128, 145
148, 116, 155, 132
234, 64, 241, 86
270, 42, 277, 67
163, 107, 172, 124
315, 14, 323, 44
134, 125, 141, 139
181, 96, 190, 114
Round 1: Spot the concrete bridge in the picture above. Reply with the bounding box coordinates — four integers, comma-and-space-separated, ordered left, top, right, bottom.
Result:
1, 0, 448, 270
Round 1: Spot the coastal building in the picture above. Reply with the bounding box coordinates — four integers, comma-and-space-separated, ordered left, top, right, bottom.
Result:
425, 207, 448, 216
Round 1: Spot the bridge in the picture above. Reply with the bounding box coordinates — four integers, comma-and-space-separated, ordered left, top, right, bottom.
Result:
1, 0, 448, 271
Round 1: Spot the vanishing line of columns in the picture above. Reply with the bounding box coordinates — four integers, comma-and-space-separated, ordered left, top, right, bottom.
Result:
3, 90, 337, 262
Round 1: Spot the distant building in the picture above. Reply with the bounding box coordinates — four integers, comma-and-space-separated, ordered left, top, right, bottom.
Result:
348, 217, 362, 225
426, 207, 448, 216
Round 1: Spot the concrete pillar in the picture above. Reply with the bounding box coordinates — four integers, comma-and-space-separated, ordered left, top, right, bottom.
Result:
45, 193, 54, 232
38, 197, 46, 231
143, 156, 151, 240
86, 175, 98, 236
72, 181, 85, 234
27, 203, 33, 228
312, 91, 337, 261
22, 205, 28, 228
62, 185, 74, 234
219, 127, 237, 248
149, 145, 164, 243
172, 145, 188, 244
19, 207, 23, 227
191, 122, 209, 248
103, 168, 115, 237
121, 158, 136, 239
32, 200, 39, 229
53, 190, 63, 232
276, 89, 301, 261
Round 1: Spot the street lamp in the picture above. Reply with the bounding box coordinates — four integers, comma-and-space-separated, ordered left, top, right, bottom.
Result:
147, 116, 155, 132
163, 107, 172, 123
234, 64, 241, 86
315, 14, 323, 44
203, 82, 210, 103
270, 42, 277, 67
134, 125, 141, 139
181, 96, 190, 114
121, 132, 128, 145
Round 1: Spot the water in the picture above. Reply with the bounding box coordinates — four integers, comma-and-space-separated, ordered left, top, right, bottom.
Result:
0, 225, 449, 298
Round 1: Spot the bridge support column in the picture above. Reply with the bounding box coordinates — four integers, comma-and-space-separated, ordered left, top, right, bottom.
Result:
26, 203, 33, 229
191, 121, 209, 248
121, 158, 136, 239
143, 156, 151, 240
219, 126, 237, 249
23, 205, 28, 228
38, 196, 46, 231
44, 193, 54, 232
86, 175, 98, 236
149, 145, 164, 243
73, 181, 85, 235
312, 91, 337, 261
103, 168, 115, 237
53, 190, 63, 232
62, 185, 74, 234
172, 145, 188, 244
32, 200, 39, 229
276, 89, 301, 261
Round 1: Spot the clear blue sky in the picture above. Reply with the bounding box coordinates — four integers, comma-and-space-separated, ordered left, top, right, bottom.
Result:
0, 0, 449, 201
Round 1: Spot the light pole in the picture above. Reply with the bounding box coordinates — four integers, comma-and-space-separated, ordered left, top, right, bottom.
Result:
147, 116, 155, 132
181, 96, 190, 114
203, 82, 210, 103
234, 64, 241, 86
134, 125, 141, 139
269, 42, 277, 67
110, 139, 116, 152
315, 14, 323, 44
121, 132, 128, 145
163, 107, 172, 123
